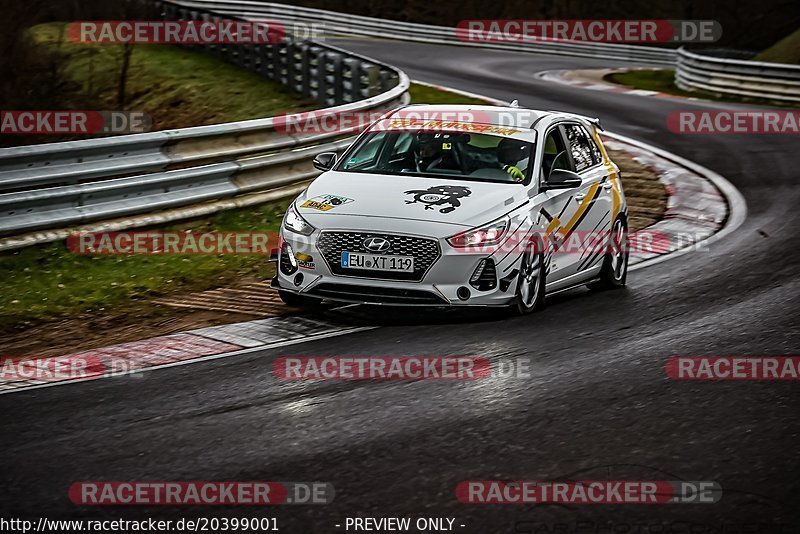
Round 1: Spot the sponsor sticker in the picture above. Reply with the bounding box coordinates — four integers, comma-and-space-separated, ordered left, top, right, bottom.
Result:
300, 194, 354, 211
294, 253, 316, 270
383, 118, 522, 136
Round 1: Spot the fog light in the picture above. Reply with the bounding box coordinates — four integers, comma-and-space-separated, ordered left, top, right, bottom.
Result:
457, 286, 471, 301
294, 273, 304, 286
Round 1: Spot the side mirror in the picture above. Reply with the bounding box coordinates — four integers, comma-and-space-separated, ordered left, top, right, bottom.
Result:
544, 169, 582, 190
313, 152, 337, 172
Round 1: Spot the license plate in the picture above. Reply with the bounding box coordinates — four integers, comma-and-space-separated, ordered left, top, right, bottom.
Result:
341, 252, 414, 272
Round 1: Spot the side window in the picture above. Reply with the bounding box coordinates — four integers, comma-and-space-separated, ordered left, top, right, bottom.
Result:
344, 132, 387, 168
564, 124, 596, 172
392, 132, 414, 155
587, 129, 603, 164
542, 128, 571, 181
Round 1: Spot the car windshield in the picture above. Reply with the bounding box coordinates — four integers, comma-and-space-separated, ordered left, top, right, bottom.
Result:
338, 130, 535, 184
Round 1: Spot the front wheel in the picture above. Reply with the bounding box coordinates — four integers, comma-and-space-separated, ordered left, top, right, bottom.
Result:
513, 249, 546, 315
278, 290, 324, 310
588, 217, 629, 290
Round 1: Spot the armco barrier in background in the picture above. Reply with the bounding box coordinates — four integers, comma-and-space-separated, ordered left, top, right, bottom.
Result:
0, 0, 409, 246
175, 0, 800, 103
5, 0, 788, 250
171, 0, 679, 65
676, 47, 800, 103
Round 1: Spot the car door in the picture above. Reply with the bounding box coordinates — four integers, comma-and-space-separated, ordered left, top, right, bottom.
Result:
561, 122, 614, 277
532, 124, 583, 284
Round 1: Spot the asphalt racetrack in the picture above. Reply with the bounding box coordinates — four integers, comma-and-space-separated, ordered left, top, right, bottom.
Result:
1, 40, 799, 532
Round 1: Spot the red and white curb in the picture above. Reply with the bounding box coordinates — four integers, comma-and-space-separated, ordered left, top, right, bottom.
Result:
602, 135, 727, 267
536, 68, 694, 102
0, 317, 374, 395
0, 83, 744, 395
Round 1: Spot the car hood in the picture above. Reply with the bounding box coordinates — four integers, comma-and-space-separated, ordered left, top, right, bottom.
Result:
295, 171, 528, 231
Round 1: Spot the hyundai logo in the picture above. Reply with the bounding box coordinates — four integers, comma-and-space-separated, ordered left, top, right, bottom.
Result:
362, 237, 391, 253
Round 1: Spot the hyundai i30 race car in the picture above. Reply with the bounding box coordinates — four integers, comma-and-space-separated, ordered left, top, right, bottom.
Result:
274, 104, 628, 314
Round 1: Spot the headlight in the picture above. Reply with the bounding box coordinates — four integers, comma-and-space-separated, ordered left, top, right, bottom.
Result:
283, 204, 315, 236
447, 215, 510, 248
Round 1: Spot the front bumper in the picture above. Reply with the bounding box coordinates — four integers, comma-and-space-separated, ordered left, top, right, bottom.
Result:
275, 228, 524, 307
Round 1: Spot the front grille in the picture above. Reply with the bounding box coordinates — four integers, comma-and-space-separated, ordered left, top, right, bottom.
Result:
307, 283, 448, 305
317, 231, 441, 282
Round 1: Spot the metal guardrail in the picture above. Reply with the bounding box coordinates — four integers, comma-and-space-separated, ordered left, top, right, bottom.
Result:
173, 0, 679, 65
0, 0, 409, 245
184, 1, 800, 103
676, 48, 800, 103
4, 1, 795, 248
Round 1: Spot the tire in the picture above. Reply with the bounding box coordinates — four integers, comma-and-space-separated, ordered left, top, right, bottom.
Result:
278, 290, 324, 310
588, 217, 629, 291
513, 248, 546, 315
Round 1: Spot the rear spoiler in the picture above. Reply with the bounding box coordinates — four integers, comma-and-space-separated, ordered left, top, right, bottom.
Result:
548, 111, 604, 131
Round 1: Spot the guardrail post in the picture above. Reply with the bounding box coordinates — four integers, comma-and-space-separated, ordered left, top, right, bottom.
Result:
211, 15, 228, 61
307, 45, 323, 102
274, 40, 289, 86
360, 63, 381, 98
324, 52, 344, 106
342, 58, 361, 103
296, 42, 311, 97
380, 69, 400, 91
258, 43, 275, 80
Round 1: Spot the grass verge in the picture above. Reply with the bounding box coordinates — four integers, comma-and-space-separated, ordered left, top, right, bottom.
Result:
0, 64, 502, 334
606, 69, 799, 109
754, 28, 800, 65
3, 23, 319, 146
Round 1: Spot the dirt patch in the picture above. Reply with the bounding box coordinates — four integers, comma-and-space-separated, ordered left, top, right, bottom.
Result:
0, 279, 292, 358
608, 148, 668, 231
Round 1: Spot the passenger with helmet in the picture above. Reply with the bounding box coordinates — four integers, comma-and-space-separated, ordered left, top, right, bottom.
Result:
497, 138, 531, 182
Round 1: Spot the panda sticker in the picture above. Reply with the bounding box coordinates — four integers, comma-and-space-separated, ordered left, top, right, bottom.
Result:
403, 185, 472, 214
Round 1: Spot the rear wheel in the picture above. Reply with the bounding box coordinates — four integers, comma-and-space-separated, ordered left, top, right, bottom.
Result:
513, 249, 546, 315
279, 290, 324, 310
588, 217, 629, 290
